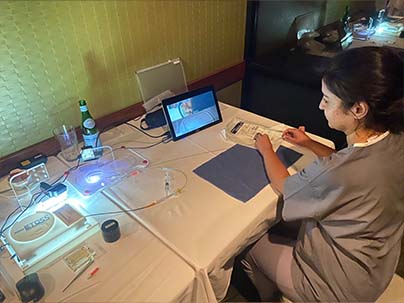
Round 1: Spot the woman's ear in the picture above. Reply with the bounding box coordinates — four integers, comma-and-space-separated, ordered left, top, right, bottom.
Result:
351, 101, 369, 120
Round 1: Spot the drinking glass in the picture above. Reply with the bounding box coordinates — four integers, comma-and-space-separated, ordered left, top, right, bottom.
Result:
53, 125, 79, 162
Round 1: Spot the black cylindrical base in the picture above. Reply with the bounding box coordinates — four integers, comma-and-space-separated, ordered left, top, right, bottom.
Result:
101, 219, 121, 243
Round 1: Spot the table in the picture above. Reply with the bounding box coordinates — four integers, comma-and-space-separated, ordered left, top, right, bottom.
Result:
0, 157, 203, 302
1, 103, 334, 302
91, 103, 333, 301
350, 22, 404, 50
351, 35, 404, 49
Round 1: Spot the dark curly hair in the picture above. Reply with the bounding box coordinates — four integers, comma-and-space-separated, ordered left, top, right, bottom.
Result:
323, 47, 404, 134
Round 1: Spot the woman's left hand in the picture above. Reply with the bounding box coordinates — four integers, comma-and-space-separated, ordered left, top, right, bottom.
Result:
254, 133, 274, 155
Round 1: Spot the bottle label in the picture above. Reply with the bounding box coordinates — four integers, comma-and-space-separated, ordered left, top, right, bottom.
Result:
80, 105, 88, 112
83, 132, 101, 148
83, 118, 96, 129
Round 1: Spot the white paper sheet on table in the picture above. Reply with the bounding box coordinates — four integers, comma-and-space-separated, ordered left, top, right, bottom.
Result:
224, 117, 286, 148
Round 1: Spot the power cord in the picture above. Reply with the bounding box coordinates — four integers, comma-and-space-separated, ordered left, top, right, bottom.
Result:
84, 189, 181, 218
94, 121, 129, 147
117, 126, 172, 149
84, 167, 188, 217
125, 122, 169, 139
0, 190, 46, 239
0, 157, 81, 239
118, 139, 166, 150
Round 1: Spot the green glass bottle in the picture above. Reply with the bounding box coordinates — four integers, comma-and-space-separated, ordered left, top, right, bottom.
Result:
341, 5, 351, 33
79, 100, 101, 148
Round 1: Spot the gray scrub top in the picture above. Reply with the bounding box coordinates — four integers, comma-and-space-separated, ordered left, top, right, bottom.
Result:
283, 133, 404, 302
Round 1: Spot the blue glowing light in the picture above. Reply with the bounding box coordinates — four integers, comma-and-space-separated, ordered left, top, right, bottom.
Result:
86, 174, 101, 184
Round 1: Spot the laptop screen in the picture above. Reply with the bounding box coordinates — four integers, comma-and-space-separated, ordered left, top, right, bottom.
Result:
162, 86, 222, 141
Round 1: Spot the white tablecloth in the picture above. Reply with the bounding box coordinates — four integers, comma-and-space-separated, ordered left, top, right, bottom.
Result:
351, 28, 404, 50
96, 104, 334, 300
0, 157, 202, 302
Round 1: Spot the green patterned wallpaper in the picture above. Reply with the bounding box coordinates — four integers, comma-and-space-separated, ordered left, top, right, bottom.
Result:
0, 0, 246, 157
325, 0, 350, 25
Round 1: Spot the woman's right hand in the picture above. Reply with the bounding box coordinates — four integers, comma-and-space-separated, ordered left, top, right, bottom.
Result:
282, 126, 312, 147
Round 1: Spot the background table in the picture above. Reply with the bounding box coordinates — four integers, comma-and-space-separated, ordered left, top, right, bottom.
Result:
350, 22, 404, 50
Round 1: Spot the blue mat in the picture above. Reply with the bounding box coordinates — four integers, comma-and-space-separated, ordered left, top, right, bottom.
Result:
193, 144, 303, 202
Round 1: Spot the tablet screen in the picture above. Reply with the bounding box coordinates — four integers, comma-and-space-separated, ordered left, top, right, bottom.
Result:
162, 86, 222, 141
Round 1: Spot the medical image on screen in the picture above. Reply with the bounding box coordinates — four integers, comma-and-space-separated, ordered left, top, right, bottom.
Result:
166, 91, 220, 137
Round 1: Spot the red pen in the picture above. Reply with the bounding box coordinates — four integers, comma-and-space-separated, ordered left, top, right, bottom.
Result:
87, 267, 100, 279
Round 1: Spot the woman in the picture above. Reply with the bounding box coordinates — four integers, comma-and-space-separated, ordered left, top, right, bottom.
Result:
242, 47, 404, 302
